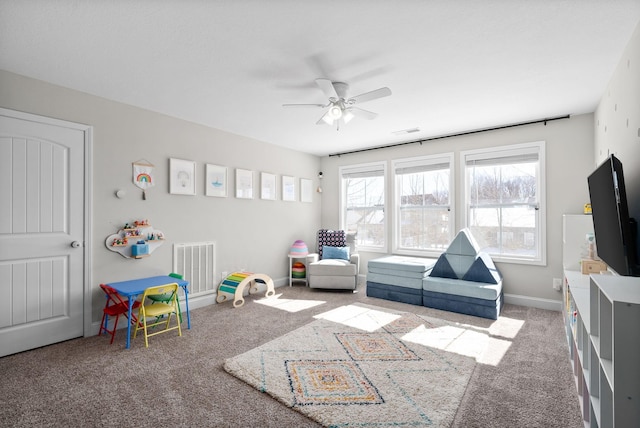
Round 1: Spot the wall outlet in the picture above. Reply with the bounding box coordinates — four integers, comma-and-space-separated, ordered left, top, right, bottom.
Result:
221, 271, 228, 281
552, 277, 562, 291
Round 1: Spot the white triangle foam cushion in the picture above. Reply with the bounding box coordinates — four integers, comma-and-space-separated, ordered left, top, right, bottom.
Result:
445, 228, 481, 256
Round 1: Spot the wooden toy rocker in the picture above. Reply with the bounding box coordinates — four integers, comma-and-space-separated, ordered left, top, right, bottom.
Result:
217, 272, 275, 308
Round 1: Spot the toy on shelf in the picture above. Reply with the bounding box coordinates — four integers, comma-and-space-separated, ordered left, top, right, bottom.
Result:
105, 219, 165, 259
110, 237, 129, 247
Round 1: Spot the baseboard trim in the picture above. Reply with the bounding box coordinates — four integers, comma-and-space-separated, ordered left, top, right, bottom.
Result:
504, 293, 562, 311
274, 277, 288, 288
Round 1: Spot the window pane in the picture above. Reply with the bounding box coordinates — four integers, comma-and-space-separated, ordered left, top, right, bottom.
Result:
398, 170, 449, 206
464, 143, 543, 262
469, 204, 538, 257
346, 176, 384, 208
396, 163, 451, 252
343, 171, 385, 248
346, 207, 385, 247
399, 207, 450, 250
469, 162, 536, 205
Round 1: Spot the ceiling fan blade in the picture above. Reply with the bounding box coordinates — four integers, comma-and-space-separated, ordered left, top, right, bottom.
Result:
333, 82, 349, 100
282, 103, 326, 108
315, 78, 338, 100
349, 107, 378, 120
349, 87, 392, 104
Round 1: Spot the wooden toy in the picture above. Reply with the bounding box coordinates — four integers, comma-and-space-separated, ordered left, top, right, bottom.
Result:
216, 272, 275, 308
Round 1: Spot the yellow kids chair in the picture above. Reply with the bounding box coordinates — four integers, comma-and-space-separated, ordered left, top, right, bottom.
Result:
133, 283, 182, 348
147, 272, 183, 323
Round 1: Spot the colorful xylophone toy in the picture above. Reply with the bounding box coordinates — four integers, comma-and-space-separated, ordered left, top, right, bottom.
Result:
216, 271, 275, 308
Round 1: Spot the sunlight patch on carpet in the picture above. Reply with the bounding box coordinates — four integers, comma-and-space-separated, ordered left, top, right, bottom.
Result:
486, 316, 525, 339
477, 336, 512, 366
459, 315, 525, 340
402, 323, 511, 366
255, 293, 326, 312
313, 304, 401, 332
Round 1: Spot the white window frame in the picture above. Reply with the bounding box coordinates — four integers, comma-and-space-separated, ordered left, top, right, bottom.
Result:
392, 153, 454, 257
460, 141, 546, 265
339, 161, 387, 253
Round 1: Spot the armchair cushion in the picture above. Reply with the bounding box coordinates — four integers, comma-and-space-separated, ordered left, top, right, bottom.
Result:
322, 245, 350, 260
308, 259, 357, 276
317, 230, 346, 258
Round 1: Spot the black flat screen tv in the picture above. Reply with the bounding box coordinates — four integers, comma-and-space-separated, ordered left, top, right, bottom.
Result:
587, 154, 639, 277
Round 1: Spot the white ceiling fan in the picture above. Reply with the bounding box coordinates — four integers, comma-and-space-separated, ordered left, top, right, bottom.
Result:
283, 78, 392, 130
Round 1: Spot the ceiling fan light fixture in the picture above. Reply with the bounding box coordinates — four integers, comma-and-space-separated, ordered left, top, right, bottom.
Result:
321, 112, 335, 125
342, 109, 355, 123
328, 104, 343, 119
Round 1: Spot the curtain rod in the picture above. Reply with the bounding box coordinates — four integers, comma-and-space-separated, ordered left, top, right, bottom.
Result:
328, 114, 571, 157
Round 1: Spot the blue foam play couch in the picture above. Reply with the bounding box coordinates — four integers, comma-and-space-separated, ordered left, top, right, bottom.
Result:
366, 255, 437, 306
423, 229, 503, 319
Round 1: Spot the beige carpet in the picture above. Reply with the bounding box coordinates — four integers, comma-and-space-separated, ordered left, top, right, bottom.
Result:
0, 285, 583, 427
225, 302, 509, 427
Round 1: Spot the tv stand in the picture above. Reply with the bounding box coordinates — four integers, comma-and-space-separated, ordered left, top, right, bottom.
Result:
563, 214, 640, 427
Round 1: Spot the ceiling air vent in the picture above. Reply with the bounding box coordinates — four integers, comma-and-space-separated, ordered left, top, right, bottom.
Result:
392, 127, 420, 135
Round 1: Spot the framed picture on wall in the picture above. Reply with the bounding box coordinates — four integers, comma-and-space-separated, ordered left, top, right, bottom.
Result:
282, 175, 296, 201
261, 172, 277, 200
205, 164, 227, 197
169, 158, 196, 195
300, 178, 312, 203
235, 168, 253, 199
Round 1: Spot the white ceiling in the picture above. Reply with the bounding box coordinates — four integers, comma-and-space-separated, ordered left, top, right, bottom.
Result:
1, 1, 639, 157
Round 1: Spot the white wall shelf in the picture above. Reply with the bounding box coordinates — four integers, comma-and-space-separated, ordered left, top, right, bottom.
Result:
105, 220, 164, 259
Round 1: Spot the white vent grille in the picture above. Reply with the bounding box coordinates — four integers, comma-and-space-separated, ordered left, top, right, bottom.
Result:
173, 242, 216, 297
392, 127, 420, 135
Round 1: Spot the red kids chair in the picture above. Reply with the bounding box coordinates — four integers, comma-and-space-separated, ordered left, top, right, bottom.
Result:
98, 284, 141, 344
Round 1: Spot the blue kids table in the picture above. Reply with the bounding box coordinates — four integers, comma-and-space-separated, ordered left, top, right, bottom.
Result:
106, 275, 190, 348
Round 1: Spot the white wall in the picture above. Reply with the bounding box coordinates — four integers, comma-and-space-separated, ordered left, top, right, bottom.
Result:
594, 20, 640, 262
4, 15, 638, 319
0, 70, 321, 322
320, 114, 595, 307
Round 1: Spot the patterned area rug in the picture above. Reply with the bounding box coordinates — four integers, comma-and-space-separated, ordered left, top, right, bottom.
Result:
224, 304, 481, 427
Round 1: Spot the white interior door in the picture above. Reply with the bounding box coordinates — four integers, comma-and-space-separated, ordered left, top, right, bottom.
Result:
0, 109, 88, 357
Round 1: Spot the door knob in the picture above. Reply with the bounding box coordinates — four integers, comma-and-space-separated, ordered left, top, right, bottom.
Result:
71, 241, 82, 248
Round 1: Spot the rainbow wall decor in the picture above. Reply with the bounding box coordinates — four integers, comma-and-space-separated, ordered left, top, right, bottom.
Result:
133, 161, 155, 199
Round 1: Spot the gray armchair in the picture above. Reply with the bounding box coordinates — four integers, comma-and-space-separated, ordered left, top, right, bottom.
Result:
307, 230, 359, 290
